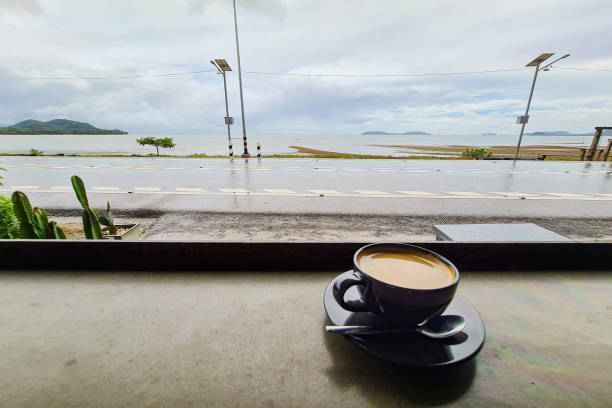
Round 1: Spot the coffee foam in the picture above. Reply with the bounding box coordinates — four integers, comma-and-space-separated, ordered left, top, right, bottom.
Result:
357, 248, 455, 289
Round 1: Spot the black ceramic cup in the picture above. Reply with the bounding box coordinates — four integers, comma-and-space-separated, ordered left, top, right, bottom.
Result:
333, 243, 460, 327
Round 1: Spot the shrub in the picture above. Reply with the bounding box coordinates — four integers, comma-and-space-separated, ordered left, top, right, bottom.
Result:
30, 148, 43, 156
11, 191, 66, 239
0, 195, 19, 239
462, 148, 493, 158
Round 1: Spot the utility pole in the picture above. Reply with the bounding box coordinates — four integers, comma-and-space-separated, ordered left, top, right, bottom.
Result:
514, 53, 569, 160
210, 59, 234, 157
233, 0, 249, 157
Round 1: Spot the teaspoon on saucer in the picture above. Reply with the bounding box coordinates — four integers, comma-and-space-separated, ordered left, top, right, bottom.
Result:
326, 314, 466, 339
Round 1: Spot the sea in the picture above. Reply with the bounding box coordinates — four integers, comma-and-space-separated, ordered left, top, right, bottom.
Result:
0, 133, 598, 156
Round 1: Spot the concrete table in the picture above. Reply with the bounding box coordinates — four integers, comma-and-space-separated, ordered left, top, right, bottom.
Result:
433, 223, 570, 242
1, 270, 610, 407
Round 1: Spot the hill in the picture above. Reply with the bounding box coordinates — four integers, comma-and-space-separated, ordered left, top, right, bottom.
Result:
362, 130, 430, 135
0, 119, 127, 134
526, 131, 592, 136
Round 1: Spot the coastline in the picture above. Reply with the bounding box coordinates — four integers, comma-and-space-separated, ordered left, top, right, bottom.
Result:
0, 144, 595, 160
368, 144, 585, 159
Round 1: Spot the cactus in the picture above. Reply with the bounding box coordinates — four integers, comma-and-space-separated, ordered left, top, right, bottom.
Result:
11, 191, 66, 239
98, 201, 118, 235
71, 175, 103, 239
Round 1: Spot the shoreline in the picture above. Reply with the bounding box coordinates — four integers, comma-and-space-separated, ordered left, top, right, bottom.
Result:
370, 143, 585, 158
0, 143, 598, 160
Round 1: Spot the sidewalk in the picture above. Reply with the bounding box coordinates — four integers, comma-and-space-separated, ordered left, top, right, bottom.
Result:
51, 212, 612, 242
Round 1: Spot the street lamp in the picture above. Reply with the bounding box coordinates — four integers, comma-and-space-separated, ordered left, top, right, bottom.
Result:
211, 59, 234, 157
232, 0, 249, 157
514, 53, 570, 160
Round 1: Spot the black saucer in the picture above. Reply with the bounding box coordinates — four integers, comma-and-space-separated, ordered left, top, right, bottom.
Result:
324, 270, 486, 367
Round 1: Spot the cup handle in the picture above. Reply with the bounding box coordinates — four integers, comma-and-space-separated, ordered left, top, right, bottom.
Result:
333, 272, 371, 312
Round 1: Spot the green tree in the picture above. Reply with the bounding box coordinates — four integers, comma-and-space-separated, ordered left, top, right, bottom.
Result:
136, 137, 176, 156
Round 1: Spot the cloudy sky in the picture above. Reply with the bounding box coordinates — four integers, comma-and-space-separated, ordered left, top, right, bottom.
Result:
1, 0, 611, 135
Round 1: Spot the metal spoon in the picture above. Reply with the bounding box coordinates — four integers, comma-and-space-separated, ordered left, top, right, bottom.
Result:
325, 314, 466, 339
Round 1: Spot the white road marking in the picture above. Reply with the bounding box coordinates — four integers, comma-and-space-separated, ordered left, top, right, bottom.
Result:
314, 167, 336, 172
353, 190, 389, 195
135, 187, 163, 192
403, 169, 429, 173
491, 192, 540, 198
161, 167, 186, 170
342, 168, 367, 172
440, 170, 464, 173
307, 189, 342, 195
282, 167, 304, 171
92, 186, 120, 191
249, 168, 273, 171
397, 190, 439, 196
263, 189, 296, 194
445, 191, 488, 197
175, 187, 206, 192
218, 188, 250, 194
539, 192, 594, 198
49, 166, 69, 169
224, 167, 247, 171
198, 166, 217, 170
1, 185, 611, 201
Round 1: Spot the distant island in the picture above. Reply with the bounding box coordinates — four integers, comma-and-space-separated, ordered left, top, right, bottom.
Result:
526, 130, 593, 136
362, 131, 430, 135
481, 133, 497, 136
0, 119, 127, 135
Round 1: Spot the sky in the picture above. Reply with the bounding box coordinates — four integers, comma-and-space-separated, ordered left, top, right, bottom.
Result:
1, 0, 611, 135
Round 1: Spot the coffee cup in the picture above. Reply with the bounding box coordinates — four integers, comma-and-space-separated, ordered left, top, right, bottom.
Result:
333, 243, 459, 327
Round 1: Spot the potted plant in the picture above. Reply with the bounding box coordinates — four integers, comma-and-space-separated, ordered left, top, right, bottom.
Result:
98, 200, 140, 240
71, 175, 140, 240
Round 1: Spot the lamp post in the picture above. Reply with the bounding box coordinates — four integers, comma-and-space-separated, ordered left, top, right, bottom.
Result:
232, 0, 249, 157
514, 53, 570, 160
210, 59, 234, 157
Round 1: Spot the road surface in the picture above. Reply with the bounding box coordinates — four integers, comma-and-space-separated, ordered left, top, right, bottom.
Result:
1, 157, 611, 216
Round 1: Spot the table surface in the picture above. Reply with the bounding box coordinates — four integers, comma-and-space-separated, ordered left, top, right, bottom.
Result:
433, 223, 570, 241
1, 271, 610, 408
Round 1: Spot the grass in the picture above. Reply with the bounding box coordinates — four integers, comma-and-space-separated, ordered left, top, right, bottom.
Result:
0, 152, 464, 160
0, 149, 597, 161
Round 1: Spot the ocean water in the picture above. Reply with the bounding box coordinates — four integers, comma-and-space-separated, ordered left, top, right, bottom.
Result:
0, 133, 597, 156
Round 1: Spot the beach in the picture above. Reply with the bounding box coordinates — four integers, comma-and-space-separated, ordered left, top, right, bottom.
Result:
288, 144, 587, 160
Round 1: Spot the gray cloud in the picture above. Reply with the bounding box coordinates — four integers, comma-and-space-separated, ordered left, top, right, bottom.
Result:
0, 0, 42, 15
1, 0, 611, 134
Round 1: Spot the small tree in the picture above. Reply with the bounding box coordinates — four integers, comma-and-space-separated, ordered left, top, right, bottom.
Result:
136, 137, 176, 156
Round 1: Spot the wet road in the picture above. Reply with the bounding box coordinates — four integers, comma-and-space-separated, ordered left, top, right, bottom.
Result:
1, 157, 611, 216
